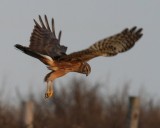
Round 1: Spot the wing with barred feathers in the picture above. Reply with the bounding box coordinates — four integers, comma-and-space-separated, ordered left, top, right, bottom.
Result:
60, 27, 143, 62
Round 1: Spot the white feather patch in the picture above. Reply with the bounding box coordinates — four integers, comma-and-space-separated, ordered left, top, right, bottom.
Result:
39, 53, 54, 62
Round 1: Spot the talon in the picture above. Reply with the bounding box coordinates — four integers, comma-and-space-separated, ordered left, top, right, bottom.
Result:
45, 81, 54, 98
45, 91, 53, 98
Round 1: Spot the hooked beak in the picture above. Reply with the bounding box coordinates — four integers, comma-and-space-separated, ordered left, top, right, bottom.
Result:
86, 73, 90, 76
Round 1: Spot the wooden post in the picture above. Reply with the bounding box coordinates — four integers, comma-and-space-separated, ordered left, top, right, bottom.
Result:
126, 97, 140, 128
21, 100, 34, 128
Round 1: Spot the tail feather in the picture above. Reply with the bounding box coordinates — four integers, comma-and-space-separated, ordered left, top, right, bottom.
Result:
15, 44, 53, 65
15, 44, 43, 59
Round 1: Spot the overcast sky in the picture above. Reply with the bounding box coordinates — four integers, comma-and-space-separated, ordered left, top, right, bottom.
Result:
0, 0, 159, 100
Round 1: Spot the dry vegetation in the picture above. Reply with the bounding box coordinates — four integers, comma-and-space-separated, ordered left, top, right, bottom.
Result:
0, 78, 160, 128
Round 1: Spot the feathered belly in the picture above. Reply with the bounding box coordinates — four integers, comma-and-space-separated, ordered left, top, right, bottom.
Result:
47, 61, 81, 72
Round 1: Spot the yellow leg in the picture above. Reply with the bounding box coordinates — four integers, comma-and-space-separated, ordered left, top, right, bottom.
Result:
45, 81, 54, 98
44, 70, 67, 98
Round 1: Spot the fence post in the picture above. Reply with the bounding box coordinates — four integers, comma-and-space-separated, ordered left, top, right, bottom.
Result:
126, 96, 140, 128
21, 100, 34, 128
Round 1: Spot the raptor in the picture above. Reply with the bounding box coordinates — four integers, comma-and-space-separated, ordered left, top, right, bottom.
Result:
15, 15, 143, 98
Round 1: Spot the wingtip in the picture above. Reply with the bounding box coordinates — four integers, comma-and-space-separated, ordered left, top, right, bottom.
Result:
136, 28, 143, 34
33, 19, 37, 24
44, 14, 47, 18
58, 30, 62, 43
122, 28, 129, 33
44, 14, 47, 21
51, 18, 54, 24
130, 26, 137, 33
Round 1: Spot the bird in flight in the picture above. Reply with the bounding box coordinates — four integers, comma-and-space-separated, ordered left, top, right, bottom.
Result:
15, 15, 143, 98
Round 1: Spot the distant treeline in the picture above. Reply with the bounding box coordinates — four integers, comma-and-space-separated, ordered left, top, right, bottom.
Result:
0, 78, 160, 128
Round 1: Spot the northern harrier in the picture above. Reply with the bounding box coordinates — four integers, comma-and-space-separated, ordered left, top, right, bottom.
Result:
15, 15, 143, 98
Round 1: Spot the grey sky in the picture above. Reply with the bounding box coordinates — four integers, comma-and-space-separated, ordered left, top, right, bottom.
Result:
0, 0, 159, 100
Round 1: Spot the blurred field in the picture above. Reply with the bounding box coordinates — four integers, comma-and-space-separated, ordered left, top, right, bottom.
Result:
0, 78, 160, 128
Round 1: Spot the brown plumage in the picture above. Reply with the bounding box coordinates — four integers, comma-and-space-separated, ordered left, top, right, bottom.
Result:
30, 15, 67, 58
15, 15, 143, 98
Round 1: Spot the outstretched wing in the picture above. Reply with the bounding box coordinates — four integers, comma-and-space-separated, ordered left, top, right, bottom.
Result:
61, 27, 143, 62
29, 15, 67, 58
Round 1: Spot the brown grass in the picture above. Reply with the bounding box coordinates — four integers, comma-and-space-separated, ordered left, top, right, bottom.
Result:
0, 78, 160, 128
